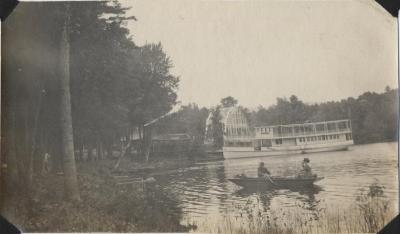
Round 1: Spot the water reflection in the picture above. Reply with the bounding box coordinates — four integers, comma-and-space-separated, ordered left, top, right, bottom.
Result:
233, 184, 323, 213
234, 189, 276, 212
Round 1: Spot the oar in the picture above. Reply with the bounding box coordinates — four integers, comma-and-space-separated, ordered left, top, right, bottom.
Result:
264, 173, 278, 186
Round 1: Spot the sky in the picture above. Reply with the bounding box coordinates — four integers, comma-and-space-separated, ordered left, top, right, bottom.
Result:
120, 0, 398, 108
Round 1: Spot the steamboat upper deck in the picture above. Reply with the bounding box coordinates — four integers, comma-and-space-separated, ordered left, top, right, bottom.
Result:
255, 119, 352, 140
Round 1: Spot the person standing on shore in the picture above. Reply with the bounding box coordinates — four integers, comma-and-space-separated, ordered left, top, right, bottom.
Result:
42, 152, 51, 175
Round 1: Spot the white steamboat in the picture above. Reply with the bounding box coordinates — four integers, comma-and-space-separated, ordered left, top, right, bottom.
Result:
205, 107, 354, 159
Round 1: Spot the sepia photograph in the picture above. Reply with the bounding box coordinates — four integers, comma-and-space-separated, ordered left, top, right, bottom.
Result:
0, 0, 399, 233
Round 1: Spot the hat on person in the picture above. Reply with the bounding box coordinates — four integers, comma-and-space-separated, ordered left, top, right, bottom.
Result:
303, 158, 310, 163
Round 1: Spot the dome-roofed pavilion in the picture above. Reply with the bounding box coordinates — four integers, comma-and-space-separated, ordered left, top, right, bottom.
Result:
205, 106, 254, 147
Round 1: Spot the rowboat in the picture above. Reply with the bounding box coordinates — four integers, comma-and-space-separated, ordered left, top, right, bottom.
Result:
228, 176, 323, 190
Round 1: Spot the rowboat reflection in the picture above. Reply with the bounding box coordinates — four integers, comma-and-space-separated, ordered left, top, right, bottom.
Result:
233, 184, 323, 212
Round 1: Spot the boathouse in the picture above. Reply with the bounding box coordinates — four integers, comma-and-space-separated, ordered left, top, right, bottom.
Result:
150, 133, 192, 156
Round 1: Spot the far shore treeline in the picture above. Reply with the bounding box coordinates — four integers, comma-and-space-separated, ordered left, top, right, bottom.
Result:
158, 87, 398, 148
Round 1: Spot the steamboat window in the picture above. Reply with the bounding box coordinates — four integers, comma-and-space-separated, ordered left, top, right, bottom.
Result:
262, 139, 272, 147
327, 123, 336, 131
275, 139, 282, 145
304, 125, 313, 133
273, 127, 281, 135
338, 121, 347, 130
316, 124, 325, 132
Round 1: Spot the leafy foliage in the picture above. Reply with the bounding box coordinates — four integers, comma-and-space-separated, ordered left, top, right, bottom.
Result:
1, 1, 179, 197
220, 96, 238, 108
250, 88, 398, 144
154, 104, 209, 150
210, 107, 224, 149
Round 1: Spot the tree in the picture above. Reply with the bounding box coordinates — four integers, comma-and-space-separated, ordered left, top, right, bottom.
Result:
154, 104, 209, 151
250, 88, 398, 144
59, 3, 80, 201
210, 107, 224, 149
220, 96, 238, 108
128, 43, 179, 157
69, 1, 137, 161
1, 1, 140, 200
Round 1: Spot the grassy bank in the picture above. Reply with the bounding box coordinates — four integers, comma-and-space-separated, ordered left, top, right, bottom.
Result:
1, 157, 193, 232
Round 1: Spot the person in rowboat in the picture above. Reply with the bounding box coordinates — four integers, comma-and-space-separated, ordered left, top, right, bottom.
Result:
257, 162, 271, 178
301, 158, 314, 178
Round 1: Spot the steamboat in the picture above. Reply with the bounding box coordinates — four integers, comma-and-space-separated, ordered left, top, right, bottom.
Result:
205, 107, 354, 159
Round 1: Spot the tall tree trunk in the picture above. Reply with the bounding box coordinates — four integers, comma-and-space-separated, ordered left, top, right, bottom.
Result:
60, 6, 80, 201
78, 143, 83, 162
106, 143, 112, 159
27, 91, 44, 187
14, 114, 25, 188
99, 143, 104, 160
24, 111, 32, 189
96, 140, 103, 160
5, 95, 19, 186
138, 125, 143, 156
143, 125, 152, 162
88, 144, 93, 161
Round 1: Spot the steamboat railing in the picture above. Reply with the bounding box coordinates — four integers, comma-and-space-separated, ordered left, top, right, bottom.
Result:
255, 119, 352, 139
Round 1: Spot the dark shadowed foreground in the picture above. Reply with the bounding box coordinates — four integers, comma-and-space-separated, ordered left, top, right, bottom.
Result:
1, 158, 193, 232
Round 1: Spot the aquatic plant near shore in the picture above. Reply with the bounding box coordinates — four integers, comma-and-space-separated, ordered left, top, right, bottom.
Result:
355, 181, 391, 233
195, 181, 396, 234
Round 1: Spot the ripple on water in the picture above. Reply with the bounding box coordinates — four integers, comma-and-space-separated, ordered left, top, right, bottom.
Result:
160, 143, 398, 227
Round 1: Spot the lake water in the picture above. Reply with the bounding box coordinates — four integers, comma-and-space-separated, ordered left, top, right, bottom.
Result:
156, 142, 398, 230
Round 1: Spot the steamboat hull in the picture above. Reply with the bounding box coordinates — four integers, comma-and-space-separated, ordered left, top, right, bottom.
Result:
223, 142, 352, 159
